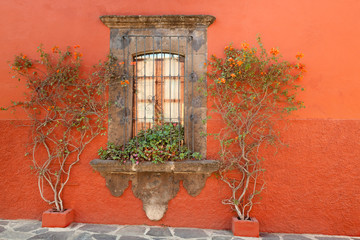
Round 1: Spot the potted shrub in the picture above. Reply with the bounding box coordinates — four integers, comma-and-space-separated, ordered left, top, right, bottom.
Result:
5, 45, 114, 227
207, 37, 305, 237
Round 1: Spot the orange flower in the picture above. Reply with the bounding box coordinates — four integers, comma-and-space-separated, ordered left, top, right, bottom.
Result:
125, 80, 129, 84
74, 45, 80, 49
22, 55, 27, 59
270, 48, 280, 56
56, 69, 60, 73
260, 72, 264, 75
238, 70, 242, 74
224, 46, 229, 50
220, 78, 226, 83
231, 73, 236, 78
241, 42, 249, 50
228, 58, 234, 62
121, 81, 125, 85
203, 62, 206, 66
73, 52, 82, 59
237, 60, 243, 66
296, 52, 304, 60
51, 46, 59, 53
229, 46, 233, 51
296, 63, 306, 72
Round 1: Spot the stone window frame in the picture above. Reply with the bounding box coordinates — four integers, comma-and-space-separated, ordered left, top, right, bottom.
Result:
101, 15, 216, 157
91, 16, 219, 221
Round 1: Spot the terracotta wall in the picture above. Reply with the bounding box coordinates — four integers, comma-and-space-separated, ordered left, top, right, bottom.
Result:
0, 0, 359, 236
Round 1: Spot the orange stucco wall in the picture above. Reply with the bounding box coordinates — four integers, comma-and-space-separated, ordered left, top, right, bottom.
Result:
0, 0, 359, 236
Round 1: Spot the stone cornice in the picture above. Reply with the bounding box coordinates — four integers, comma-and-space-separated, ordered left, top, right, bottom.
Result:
90, 159, 219, 173
100, 15, 216, 29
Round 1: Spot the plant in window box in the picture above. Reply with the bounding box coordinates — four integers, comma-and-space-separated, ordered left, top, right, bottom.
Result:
98, 123, 202, 163
207, 37, 305, 237
4, 46, 115, 227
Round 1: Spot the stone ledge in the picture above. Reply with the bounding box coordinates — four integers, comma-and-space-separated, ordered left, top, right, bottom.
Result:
90, 159, 219, 221
90, 159, 219, 173
100, 15, 216, 29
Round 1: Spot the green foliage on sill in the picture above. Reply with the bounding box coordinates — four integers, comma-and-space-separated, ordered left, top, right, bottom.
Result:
98, 123, 202, 164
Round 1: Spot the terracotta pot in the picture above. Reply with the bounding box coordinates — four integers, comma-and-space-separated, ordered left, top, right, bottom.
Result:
231, 216, 259, 237
42, 208, 74, 228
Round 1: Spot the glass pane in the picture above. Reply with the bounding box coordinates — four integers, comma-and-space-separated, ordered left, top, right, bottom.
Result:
137, 102, 154, 123
136, 59, 155, 77
163, 57, 179, 76
164, 102, 180, 122
164, 79, 180, 99
137, 79, 155, 100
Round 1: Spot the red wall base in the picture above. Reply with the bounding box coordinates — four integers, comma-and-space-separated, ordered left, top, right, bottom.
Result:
0, 120, 360, 236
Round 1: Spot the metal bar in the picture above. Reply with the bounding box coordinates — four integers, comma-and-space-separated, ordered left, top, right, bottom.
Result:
152, 36, 155, 128
169, 37, 172, 123
160, 37, 164, 126
135, 37, 138, 142
122, 36, 127, 146
143, 37, 147, 139
177, 36, 181, 150
185, 37, 189, 150
127, 36, 131, 139
191, 36, 194, 152
127, 35, 188, 38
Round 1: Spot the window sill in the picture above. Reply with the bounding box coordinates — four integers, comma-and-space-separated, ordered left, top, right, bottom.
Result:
90, 159, 219, 221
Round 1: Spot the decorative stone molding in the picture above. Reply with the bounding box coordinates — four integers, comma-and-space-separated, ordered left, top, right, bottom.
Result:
90, 159, 219, 221
100, 15, 216, 29
102, 15, 215, 157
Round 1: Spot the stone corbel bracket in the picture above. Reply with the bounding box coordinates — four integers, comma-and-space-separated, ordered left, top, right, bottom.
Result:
90, 159, 219, 221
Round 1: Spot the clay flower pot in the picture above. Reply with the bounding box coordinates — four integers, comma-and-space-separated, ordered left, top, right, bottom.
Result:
42, 209, 74, 228
231, 216, 259, 237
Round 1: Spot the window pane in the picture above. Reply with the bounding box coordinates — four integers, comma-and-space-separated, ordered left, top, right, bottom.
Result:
133, 53, 184, 136
136, 59, 155, 77
137, 79, 155, 100
163, 57, 180, 76
164, 79, 180, 99
137, 102, 154, 123
164, 102, 180, 122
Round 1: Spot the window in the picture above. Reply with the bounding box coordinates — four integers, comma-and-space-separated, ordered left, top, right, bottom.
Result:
101, 15, 215, 157
133, 53, 185, 135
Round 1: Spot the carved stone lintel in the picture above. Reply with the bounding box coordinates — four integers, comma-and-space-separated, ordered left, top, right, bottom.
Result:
90, 159, 219, 221
100, 15, 216, 29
